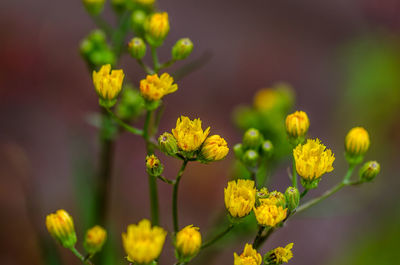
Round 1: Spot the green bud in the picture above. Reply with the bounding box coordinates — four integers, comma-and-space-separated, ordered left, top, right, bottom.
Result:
83, 0, 105, 16
80, 39, 94, 57
242, 128, 263, 150
158, 132, 178, 156
172, 38, 193, 60
128, 37, 146, 59
89, 29, 107, 45
261, 140, 274, 158
131, 10, 147, 34
116, 86, 145, 120
359, 161, 380, 182
146, 155, 164, 177
242, 149, 259, 168
233, 143, 244, 160
284, 186, 300, 212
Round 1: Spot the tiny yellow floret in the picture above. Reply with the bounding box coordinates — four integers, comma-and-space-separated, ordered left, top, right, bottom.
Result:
273, 243, 294, 263
253, 201, 287, 227
172, 116, 210, 152
145, 12, 170, 43
200, 135, 229, 161
176, 225, 202, 258
224, 179, 256, 218
122, 219, 167, 264
93, 64, 124, 101
293, 138, 335, 180
234, 243, 262, 265
46, 209, 77, 248
345, 127, 370, 157
140, 73, 177, 101
84, 225, 107, 254
285, 111, 310, 138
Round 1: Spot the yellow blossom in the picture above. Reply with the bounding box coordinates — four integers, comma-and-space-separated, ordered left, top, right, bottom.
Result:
140, 73, 177, 101
253, 89, 279, 111
84, 225, 107, 254
224, 179, 256, 218
46, 209, 77, 248
176, 225, 202, 258
285, 111, 310, 138
122, 219, 167, 264
253, 201, 287, 227
293, 138, 335, 180
146, 154, 159, 169
172, 116, 210, 152
92, 64, 124, 104
345, 127, 370, 157
145, 12, 170, 45
273, 243, 294, 263
200, 135, 229, 161
234, 243, 262, 265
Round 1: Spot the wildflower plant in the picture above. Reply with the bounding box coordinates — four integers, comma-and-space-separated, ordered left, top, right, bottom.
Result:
44, 1, 382, 265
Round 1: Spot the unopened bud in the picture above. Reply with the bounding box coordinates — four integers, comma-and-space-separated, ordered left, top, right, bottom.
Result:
261, 140, 274, 158
359, 161, 380, 182
233, 143, 244, 160
128, 37, 146, 59
284, 186, 300, 212
84, 225, 107, 254
243, 128, 263, 150
158, 132, 178, 156
345, 127, 370, 165
242, 149, 259, 168
285, 111, 309, 144
175, 225, 202, 261
46, 209, 77, 248
172, 38, 193, 60
146, 154, 164, 177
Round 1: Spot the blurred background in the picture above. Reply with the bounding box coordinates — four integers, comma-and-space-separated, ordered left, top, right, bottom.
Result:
1, 0, 400, 264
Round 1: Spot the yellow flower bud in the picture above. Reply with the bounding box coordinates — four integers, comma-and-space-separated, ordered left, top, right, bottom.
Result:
128, 37, 146, 59
265, 243, 294, 264
171, 116, 210, 153
145, 12, 170, 46
175, 225, 202, 259
253, 200, 287, 227
84, 225, 107, 254
122, 219, 167, 264
200, 135, 229, 162
345, 127, 370, 164
224, 179, 256, 218
293, 138, 335, 189
234, 243, 262, 265
92, 64, 125, 107
146, 154, 164, 177
45, 209, 77, 248
285, 111, 310, 140
140, 73, 178, 101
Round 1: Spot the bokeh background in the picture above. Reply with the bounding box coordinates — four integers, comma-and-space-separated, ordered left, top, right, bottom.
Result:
1, 0, 400, 264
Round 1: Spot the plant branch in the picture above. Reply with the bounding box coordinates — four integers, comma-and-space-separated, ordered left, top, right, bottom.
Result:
201, 224, 234, 250
105, 108, 143, 136
173, 160, 189, 233
70, 247, 94, 265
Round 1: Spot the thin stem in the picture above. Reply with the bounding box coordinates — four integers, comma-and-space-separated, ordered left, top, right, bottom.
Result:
292, 156, 297, 188
112, 11, 131, 58
249, 167, 258, 189
253, 227, 275, 250
152, 104, 165, 136
159, 59, 176, 70
157, 175, 175, 185
151, 46, 160, 73
173, 51, 212, 82
300, 189, 309, 198
252, 226, 265, 247
136, 59, 153, 75
70, 247, 94, 265
173, 160, 189, 233
105, 108, 143, 136
201, 224, 234, 250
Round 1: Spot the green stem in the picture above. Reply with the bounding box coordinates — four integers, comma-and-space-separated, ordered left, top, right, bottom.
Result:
201, 224, 234, 250
252, 226, 265, 247
70, 247, 94, 265
159, 59, 176, 70
151, 46, 160, 73
105, 108, 143, 136
253, 227, 275, 250
157, 175, 175, 185
300, 189, 309, 198
173, 160, 189, 233
292, 156, 297, 188
136, 59, 153, 75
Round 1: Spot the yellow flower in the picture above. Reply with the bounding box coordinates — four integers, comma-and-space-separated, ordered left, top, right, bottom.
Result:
253, 89, 279, 111
145, 12, 170, 45
345, 127, 370, 157
224, 179, 256, 218
285, 111, 310, 138
293, 138, 335, 181
253, 201, 287, 227
92, 64, 124, 106
146, 154, 159, 169
234, 243, 262, 265
176, 225, 202, 258
172, 116, 210, 152
140, 73, 178, 101
46, 209, 77, 248
200, 135, 229, 161
84, 225, 107, 254
273, 243, 294, 263
122, 219, 167, 264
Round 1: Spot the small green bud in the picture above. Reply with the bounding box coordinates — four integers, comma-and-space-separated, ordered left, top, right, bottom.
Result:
80, 39, 94, 57
158, 132, 178, 156
242, 149, 259, 168
242, 128, 263, 150
261, 140, 274, 158
116, 87, 145, 120
89, 29, 107, 45
359, 161, 380, 182
128, 37, 146, 59
172, 38, 193, 60
233, 143, 244, 160
131, 10, 148, 34
146, 154, 164, 177
82, 0, 105, 16
284, 186, 300, 212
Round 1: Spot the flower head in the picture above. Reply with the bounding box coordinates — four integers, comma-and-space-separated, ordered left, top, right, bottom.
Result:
172, 116, 210, 152
345, 127, 370, 160
253, 201, 287, 227
200, 135, 229, 162
146, 154, 164, 176
122, 219, 167, 264
140, 73, 178, 101
46, 209, 77, 248
285, 111, 310, 139
234, 243, 262, 265
84, 225, 107, 254
145, 12, 170, 46
92, 64, 124, 106
271, 243, 294, 264
224, 179, 256, 218
293, 138, 335, 181
176, 225, 202, 259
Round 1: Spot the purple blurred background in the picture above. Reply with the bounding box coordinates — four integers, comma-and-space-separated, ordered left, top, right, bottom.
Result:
1, 0, 400, 264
